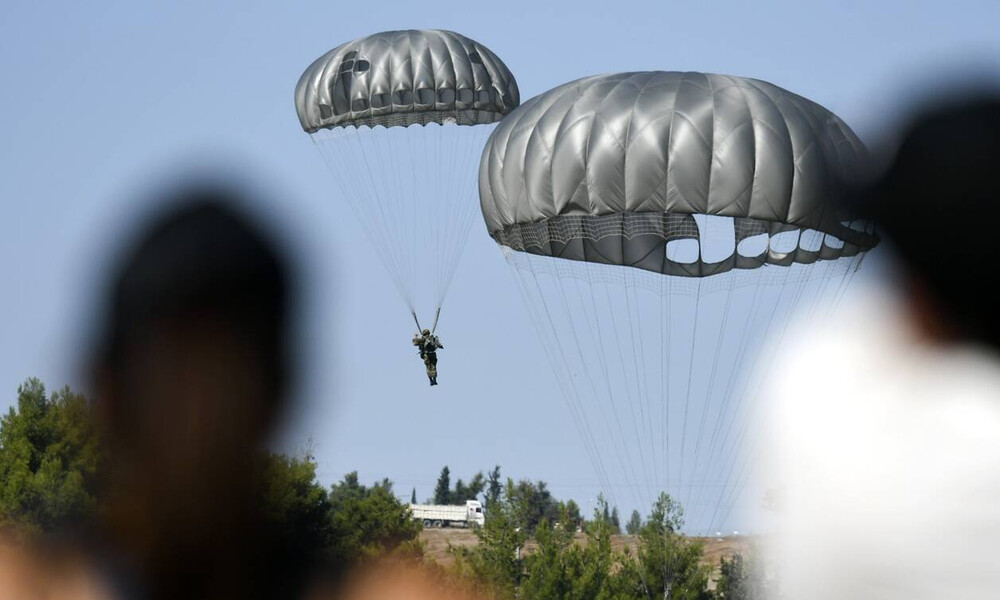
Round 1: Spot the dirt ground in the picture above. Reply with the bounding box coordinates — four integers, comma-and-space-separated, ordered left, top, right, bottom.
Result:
419, 527, 754, 575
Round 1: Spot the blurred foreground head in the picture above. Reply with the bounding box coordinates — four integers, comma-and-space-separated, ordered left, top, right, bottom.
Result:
92, 182, 297, 598
867, 93, 1000, 347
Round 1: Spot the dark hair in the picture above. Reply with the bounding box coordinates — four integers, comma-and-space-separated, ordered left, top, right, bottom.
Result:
867, 94, 1000, 346
98, 185, 292, 399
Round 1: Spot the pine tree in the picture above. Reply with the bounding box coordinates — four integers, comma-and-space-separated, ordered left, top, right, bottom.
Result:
626, 509, 642, 534
433, 466, 451, 504
410, 488, 417, 504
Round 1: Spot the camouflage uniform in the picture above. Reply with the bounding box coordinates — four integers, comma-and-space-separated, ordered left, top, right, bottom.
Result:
412, 329, 443, 385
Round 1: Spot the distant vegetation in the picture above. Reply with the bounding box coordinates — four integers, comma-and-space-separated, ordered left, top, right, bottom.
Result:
0, 378, 767, 599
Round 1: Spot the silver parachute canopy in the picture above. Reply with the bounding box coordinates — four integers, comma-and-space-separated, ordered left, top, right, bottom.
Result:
296, 29, 519, 131
480, 71, 877, 276
480, 72, 877, 532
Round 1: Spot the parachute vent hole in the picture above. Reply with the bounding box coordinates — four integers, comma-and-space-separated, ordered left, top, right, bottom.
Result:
354, 60, 370, 73
737, 233, 768, 257
339, 60, 355, 73
799, 229, 824, 252
666, 238, 700, 264
769, 230, 800, 254
694, 215, 736, 263
824, 235, 845, 250
343, 50, 358, 60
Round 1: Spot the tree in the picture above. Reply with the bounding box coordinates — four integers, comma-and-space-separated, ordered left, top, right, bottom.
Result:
484, 465, 503, 511
714, 553, 770, 600
257, 451, 335, 580
453, 472, 486, 502
507, 479, 559, 533
610, 506, 621, 534
434, 466, 452, 504
411, 488, 417, 504
561, 499, 582, 531
328, 472, 422, 569
0, 379, 103, 534
626, 509, 642, 535
450, 479, 528, 599
625, 493, 712, 600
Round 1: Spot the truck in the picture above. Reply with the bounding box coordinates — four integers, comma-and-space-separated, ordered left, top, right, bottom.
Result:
409, 500, 485, 528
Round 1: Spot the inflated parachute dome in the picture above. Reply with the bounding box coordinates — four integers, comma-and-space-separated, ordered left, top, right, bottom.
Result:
480, 71, 878, 277
295, 29, 519, 131
294, 30, 519, 330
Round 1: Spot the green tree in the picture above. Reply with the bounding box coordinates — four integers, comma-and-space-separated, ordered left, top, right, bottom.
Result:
625, 493, 711, 600
257, 451, 335, 579
328, 471, 422, 567
411, 487, 417, 504
485, 465, 503, 511
451, 479, 528, 599
561, 499, 583, 531
519, 505, 616, 600
625, 509, 642, 535
453, 471, 486, 502
507, 479, 559, 533
434, 466, 452, 504
0, 379, 103, 533
610, 506, 621, 534
714, 553, 769, 600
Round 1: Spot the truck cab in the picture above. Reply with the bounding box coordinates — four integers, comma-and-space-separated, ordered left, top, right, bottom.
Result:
466, 500, 485, 527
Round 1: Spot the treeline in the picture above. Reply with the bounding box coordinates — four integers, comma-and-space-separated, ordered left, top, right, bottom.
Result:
0, 379, 768, 599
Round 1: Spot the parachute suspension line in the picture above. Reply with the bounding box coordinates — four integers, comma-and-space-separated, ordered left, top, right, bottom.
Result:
412, 311, 423, 332
713, 257, 857, 529
659, 266, 673, 501
382, 124, 415, 311
677, 277, 704, 504
708, 260, 818, 533
570, 265, 646, 511
431, 307, 442, 334
435, 125, 494, 311
600, 272, 652, 510
514, 256, 618, 510
685, 269, 739, 521
690, 272, 767, 521
623, 265, 660, 512
506, 261, 611, 502
695, 265, 795, 534
358, 126, 406, 296
830, 251, 864, 315
313, 132, 413, 313
706, 268, 805, 533
345, 127, 417, 313
548, 261, 636, 511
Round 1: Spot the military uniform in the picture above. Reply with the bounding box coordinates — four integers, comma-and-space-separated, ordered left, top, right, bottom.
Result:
412, 329, 443, 385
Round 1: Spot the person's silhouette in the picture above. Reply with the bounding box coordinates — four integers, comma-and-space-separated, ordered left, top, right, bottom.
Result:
92, 184, 306, 600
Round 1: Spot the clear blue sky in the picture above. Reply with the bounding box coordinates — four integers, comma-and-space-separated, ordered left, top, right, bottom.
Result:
2, 0, 998, 530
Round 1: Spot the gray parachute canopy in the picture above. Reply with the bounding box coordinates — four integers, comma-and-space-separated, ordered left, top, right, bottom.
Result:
295, 29, 520, 132
480, 72, 878, 276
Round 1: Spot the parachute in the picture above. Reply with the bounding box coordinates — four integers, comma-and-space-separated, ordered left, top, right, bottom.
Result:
480, 72, 878, 532
296, 29, 519, 331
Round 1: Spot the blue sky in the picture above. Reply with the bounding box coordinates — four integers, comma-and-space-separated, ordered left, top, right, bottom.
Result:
1, 0, 998, 530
